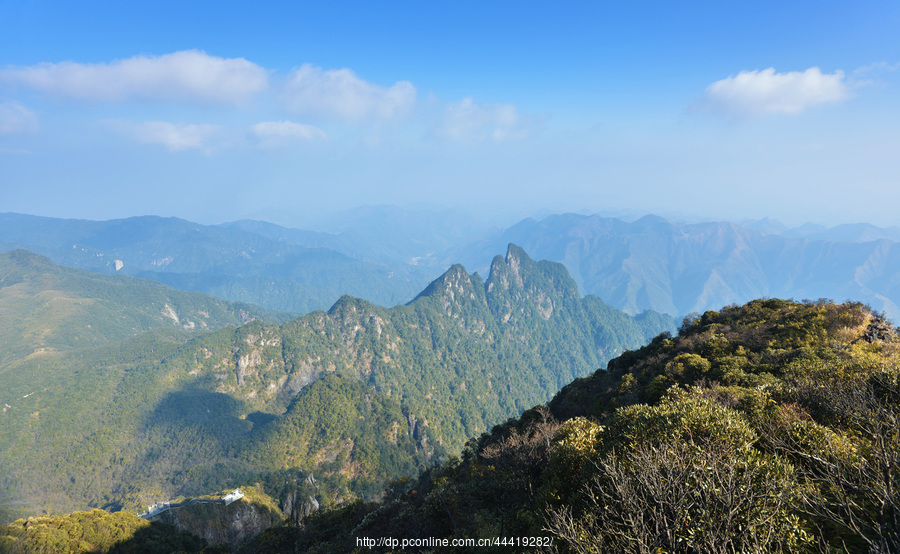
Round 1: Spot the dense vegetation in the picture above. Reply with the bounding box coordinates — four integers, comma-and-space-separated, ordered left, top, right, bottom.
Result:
0, 509, 207, 553
0, 246, 671, 524
264, 299, 900, 552
0, 485, 283, 552
0, 250, 283, 522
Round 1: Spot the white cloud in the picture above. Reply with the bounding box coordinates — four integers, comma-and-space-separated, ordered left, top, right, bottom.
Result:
112, 120, 224, 152
0, 101, 39, 135
282, 64, 415, 121
0, 50, 268, 105
437, 98, 536, 142
252, 120, 327, 141
696, 67, 849, 117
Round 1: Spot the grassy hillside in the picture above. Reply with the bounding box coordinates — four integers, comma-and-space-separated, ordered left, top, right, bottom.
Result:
0, 249, 284, 366
0, 249, 288, 522
271, 298, 900, 553
0, 509, 207, 553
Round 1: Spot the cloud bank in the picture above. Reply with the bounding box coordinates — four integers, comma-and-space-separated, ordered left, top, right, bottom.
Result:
282, 64, 416, 121
696, 67, 849, 117
2, 50, 541, 151
0, 50, 269, 105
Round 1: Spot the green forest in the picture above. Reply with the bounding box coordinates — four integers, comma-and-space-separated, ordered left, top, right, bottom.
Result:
5, 298, 899, 552
265, 298, 898, 552
0, 246, 671, 531
24, 246, 900, 551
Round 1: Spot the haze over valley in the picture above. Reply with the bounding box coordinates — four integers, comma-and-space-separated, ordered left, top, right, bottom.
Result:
6, 208, 900, 322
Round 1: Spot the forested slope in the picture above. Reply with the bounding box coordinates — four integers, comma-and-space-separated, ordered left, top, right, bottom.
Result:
271, 299, 900, 553
0, 245, 671, 525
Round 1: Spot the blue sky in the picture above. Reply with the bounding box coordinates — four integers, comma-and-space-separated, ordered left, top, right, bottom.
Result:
1, 0, 898, 227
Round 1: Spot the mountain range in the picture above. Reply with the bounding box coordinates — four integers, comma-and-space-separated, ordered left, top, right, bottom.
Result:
8, 296, 895, 552
0, 212, 436, 315
0, 245, 671, 522
4, 207, 900, 551
4, 209, 900, 324
457, 213, 900, 321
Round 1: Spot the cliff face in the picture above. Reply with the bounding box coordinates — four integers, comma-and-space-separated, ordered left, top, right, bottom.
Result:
152, 491, 283, 546
282, 488, 320, 526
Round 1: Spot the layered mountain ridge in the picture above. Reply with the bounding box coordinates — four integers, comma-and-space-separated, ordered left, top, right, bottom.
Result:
460, 213, 900, 320
7, 210, 900, 326
0, 249, 283, 369
0, 244, 672, 522
0, 213, 433, 314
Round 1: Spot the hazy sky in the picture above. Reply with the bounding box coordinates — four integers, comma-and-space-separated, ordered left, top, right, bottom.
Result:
1, 1, 898, 227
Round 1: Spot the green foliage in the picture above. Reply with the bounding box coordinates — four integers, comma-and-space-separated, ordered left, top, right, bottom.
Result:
545, 438, 811, 553
245, 372, 439, 500
267, 299, 900, 553
541, 417, 604, 506
607, 387, 757, 450
1, 245, 673, 527
0, 509, 206, 553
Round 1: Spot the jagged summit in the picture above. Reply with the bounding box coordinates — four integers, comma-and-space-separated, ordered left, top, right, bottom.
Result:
411, 244, 587, 325
411, 263, 478, 303
490, 243, 531, 289
484, 244, 582, 322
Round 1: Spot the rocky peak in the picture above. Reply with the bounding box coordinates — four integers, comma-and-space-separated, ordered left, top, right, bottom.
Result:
412, 263, 484, 319
484, 244, 583, 322
505, 244, 528, 288
327, 295, 387, 350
